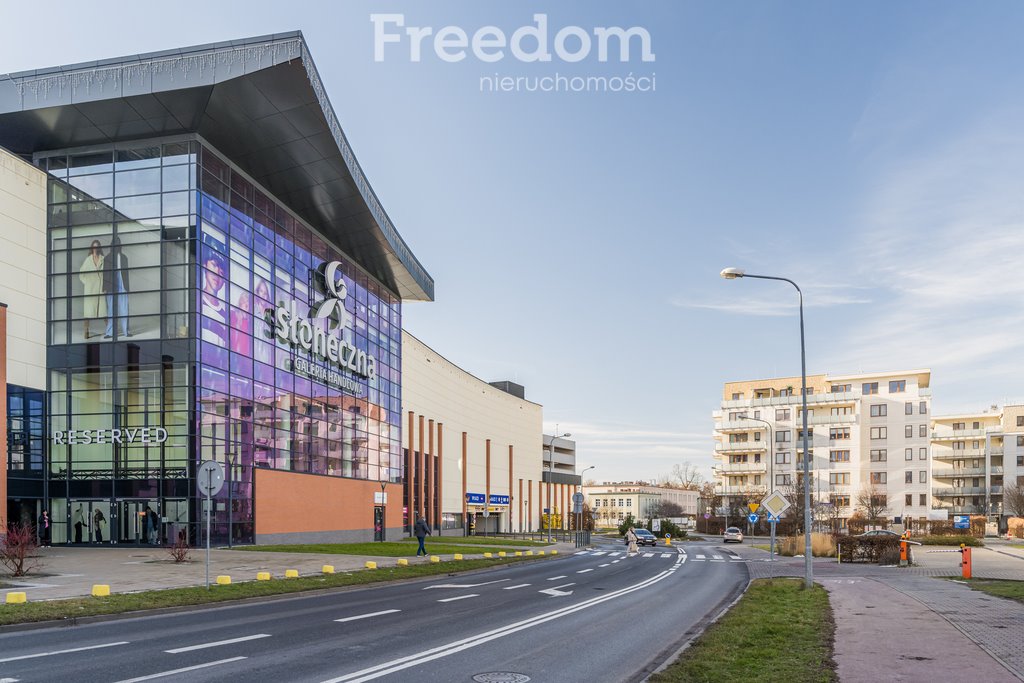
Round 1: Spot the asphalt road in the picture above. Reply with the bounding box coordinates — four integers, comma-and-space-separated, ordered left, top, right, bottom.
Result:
0, 539, 749, 683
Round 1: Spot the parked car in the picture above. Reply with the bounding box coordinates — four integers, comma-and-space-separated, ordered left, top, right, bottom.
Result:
856, 529, 900, 538
723, 527, 744, 543
634, 528, 658, 546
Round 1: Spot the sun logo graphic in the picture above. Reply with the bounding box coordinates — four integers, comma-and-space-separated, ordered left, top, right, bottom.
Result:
311, 261, 352, 331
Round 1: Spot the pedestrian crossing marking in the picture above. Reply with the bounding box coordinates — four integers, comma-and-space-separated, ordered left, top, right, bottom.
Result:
642, 552, 654, 557
696, 554, 705, 559
661, 553, 672, 558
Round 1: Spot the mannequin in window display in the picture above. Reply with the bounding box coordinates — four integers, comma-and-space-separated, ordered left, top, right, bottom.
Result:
73, 505, 86, 543
103, 237, 130, 338
78, 240, 107, 339
93, 508, 106, 542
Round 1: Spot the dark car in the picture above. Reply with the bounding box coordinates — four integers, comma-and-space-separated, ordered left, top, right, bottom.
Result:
633, 528, 658, 546
856, 529, 900, 538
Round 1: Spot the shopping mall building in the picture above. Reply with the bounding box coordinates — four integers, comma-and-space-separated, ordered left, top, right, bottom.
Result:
0, 33, 436, 546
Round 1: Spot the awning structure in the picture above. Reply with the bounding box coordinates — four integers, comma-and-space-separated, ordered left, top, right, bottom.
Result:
0, 31, 433, 301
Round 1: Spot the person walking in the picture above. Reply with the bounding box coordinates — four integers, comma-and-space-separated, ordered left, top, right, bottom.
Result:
626, 526, 639, 556
37, 510, 51, 547
414, 515, 431, 556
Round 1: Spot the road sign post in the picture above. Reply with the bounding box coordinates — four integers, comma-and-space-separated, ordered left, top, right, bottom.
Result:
197, 460, 225, 590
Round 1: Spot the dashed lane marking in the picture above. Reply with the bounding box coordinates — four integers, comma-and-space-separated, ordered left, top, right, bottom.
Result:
503, 584, 531, 590
437, 594, 479, 603
547, 576, 568, 581
334, 610, 401, 623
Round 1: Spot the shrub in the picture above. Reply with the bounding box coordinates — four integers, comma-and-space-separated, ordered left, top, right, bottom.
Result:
916, 534, 983, 547
834, 535, 900, 563
165, 537, 192, 563
617, 514, 636, 536
1, 522, 43, 577
775, 533, 835, 557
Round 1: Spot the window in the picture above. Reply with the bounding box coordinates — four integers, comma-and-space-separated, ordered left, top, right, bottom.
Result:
830, 450, 850, 462
729, 433, 749, 443
775, 452, 791, 464
1018, 436, 1024, 447
920, 401, 927, 414
776, 474, 791, 486
626, 499, 631, 507
797, 428, 813, 439
953, 422, 966, 431
920, 425, 927, 437
973, 421, 980, 430
905, 402, 913, 415
830, 383, 851, 393
1018, 456, 1024, 467
753, 475, 762, 485
776, 409, 791, 421
830, 427, 851, 440
618, 499, 624, 507
905, 494, 913, 506
776, 431, 791, 443
803, 387, 815, 395
753, 431, 761, 441
953, 441, 966, 451
1018, 415, 1024, 427
905, 425, 913, 438
919, 448, 927, 460
871, 427, 887, 440
919, 471, 927, 483
870, 449, 887, 462
870, 404, 887, 417
728, 412, 740, 420
831, 406, 853, 415
731, 392, 742, 400
889, 380, 906, 393
905, 448, 913, 461
870, 472, 887, 485
905, 471, 913, 484
831, 495, 850, 507
919, 494, 927, 506
753, 410, 760, 419
829, 472, 850, 485
863, 382, 879, 395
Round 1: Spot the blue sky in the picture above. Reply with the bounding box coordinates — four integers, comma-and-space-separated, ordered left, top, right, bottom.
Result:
3, 1, 1023, 484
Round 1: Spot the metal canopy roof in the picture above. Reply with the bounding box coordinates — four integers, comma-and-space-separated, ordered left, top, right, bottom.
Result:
0, 31, 433, 301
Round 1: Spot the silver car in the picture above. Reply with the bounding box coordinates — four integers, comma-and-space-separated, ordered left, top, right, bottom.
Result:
723, 526, 744, 543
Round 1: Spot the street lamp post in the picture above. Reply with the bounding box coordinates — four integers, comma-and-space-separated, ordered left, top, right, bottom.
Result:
547, 429, 571, 543
380, 481, 388, 543
721, 267, 813, 590
578, 465, 595, 533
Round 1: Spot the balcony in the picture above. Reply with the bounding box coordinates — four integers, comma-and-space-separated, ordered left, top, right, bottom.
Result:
990, 447, 1005, 457
991, 466, 1004, 475
991, 486, 1003, 495
714, 461, 768, 474
932, 486, 987, 497
717, 419, 772, 433
931, 428, 1000, 441
715, 442, 768, 453
805, 414, 858, 426
720, 391, 856, 410
932, 467, 987, 478
932, 449, 986, 460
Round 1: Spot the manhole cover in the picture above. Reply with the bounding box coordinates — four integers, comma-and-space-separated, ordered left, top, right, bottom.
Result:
472, 674, 530, 683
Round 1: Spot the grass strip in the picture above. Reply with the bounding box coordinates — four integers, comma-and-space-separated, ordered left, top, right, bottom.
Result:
956, 578, 1024, 605
397, 536, 551, 547
651, 578, 836, 683
0, 555, 543, 627
231, 542, 513, 556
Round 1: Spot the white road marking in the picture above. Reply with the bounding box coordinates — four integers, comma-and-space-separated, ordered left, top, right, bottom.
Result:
0, 677, 20, 682
609, 552, 621, 556
437, 594, 479, 603
503, 584, 530, 590
547, 575, 568, 581
711, 555, 722, 560
113, 657, 247, 682
661, 553, 672, 558
696, 554, 706, 559
591, 551, 606, 556
612, 560, 621, 564
321, 553, 686, 683
0, 642, 129, 663
598, 563, 610, 567
334, 609, 401, 623
539, 583, 576, 597
165, 634, 271, 654
576, 568, 593, 573
642, 553, 654, 557
423, 579, 509, 590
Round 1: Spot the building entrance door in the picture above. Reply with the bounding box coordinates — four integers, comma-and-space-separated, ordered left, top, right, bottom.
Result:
67, 500, 112, 544
117, 500, 158, 545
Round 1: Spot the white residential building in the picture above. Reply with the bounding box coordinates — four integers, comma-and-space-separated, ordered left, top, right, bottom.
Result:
584, 482, 698, 527
712, 370, 932, 530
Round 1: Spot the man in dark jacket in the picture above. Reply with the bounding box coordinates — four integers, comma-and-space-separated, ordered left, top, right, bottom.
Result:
414, 515, 431, 556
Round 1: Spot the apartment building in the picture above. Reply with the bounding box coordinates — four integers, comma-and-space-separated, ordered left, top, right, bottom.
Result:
583, 482, 698, 528
931, 404, 1024, 523
712, 370, 932, 530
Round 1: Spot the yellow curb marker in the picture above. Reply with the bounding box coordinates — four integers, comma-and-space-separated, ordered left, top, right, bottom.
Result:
551, 550, 558, 555
216, 575, 231, 585
91, 585, 110, 597
537, 551, 545, 556
525, 551, 533, 556
285, 569, 299, 578
322, 565, 335, 574
396, 559, 409, 566
515, 551, 522, 557
5, 592, 27, 604
498, 551, 507, 557
430, 556, 440, 563
256, 572, 271, 581
454, 554, 463, 560
484, 552, 493, 558
365, 561, 378, 570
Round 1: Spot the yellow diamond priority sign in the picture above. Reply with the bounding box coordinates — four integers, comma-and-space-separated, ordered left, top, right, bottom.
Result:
760, 490, 791, 518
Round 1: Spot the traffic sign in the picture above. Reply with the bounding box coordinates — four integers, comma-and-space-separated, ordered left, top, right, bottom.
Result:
767, 513, 780, 523
197, 460, 225, 497
572, 492, 584, 514
747, 513, 759, 524
703, 512, 711, 520
748, 503, 760, 513
760, 490, 791, 518
652, 519, 662, 532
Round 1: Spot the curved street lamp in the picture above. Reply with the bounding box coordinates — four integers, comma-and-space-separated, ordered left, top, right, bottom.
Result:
721, 267, 813, 590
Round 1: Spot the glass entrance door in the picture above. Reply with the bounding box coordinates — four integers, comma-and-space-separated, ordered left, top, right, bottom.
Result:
118, 500, 159, 545
68, 500, 111, 544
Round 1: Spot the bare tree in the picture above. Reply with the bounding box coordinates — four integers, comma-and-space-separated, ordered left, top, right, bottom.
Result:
662, 462, 704, 490
1004, 483, 1024, 518
856, 484, 889, 525
649, 500, 685, 518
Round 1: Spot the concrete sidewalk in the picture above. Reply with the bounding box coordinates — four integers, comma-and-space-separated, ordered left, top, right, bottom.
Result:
2, 540, 575, 602
734, 545, 1024, 681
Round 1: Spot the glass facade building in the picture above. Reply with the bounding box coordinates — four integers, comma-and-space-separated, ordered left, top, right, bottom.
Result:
0, 33, 432, 545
